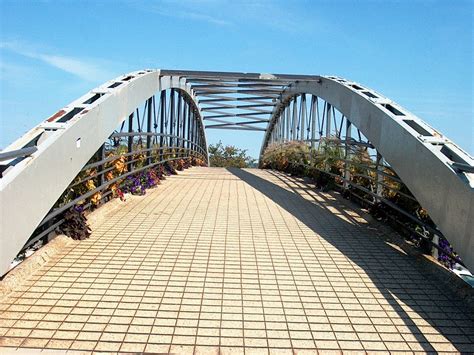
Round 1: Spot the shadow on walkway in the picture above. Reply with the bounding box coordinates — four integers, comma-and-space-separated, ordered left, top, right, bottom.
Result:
228, 167, 474, 353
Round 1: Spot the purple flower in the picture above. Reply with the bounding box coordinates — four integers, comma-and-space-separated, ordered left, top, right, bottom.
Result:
74, 205, 84, 213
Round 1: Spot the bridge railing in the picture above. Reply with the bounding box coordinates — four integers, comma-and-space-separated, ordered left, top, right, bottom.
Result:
262, 126, 464, 270
18, 132, 207, 257
2, 80, 209, 270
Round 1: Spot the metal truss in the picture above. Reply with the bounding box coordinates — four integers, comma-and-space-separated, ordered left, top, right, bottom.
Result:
0, 69, 473, 275
160, 70, 323, 132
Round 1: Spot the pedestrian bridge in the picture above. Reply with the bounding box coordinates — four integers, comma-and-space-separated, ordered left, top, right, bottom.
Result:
0, 70, 473, 353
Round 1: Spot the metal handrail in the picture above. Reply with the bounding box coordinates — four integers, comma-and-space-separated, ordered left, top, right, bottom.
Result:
0, 146, 38, 162
279, 158, 464, 266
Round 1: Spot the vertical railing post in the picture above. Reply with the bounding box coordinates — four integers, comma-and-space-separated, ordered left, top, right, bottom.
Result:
272, 119, 276, 144
286, 104, 291, 141
343, 119, 352, 190
182, 101, 187, 153
127, 112, 133, 172
193, 111, 197, 155
279, 111, 283, 142
190, 109, 195, 156
292, 96, 298, 141
281, 110, 285, 142
375, 152, 384, 202
177, 91, 182, 156
97, 143, 105, 204
275, 117, 279, 144
160, 91, 165, 162
326, 103, 332, 139
300, 94, 306, 143
194, 112, 199, 156
276, 115, 280, 143
187, 104, 192, 153
164, 91, 169, 159
170, 89, 175, 151
195, 112, 199, 157
283, 106, 286, 142
146, 97, 153, 165
311, 96, 317, 151
279, 115, 283, 143
194, 114, 199, 156
198, 121, 202, 156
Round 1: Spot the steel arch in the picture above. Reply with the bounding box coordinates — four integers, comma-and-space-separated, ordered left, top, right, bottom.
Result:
0, 70, 209, 274
261, 76, 473, 270
0, 69, 473, 275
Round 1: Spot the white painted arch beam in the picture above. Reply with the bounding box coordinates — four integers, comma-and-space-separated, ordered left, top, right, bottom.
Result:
0, 70, 209, 275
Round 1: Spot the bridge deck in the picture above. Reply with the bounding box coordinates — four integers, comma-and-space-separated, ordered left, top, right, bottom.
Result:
0, 167, 472, 353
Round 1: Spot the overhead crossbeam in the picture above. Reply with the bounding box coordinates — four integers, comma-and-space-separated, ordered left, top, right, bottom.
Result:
152, 70, 302, 129
206, 125, 266, 131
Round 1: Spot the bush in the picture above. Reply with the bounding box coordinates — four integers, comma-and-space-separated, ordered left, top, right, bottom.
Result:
209, 141, 256, 168
261, 141, 310, 171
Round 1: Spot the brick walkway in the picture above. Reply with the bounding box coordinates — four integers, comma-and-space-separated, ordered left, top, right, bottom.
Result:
0, 167, 472, 354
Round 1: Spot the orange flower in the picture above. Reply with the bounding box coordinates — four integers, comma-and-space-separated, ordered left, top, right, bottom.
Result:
91, 192, 102, 206
114, 155, 127, 173
85, 180, 96, 191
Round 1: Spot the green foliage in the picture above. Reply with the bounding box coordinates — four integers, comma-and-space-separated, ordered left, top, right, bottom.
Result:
261, 141, 309, 171
262, 139, 344, 187
314, 138, 344, 173
208, 141, 256, 168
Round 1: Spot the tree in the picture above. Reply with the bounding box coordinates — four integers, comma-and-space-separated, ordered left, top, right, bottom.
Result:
208, 141, 256, 168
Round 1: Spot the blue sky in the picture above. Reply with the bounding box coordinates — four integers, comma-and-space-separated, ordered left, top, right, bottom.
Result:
0, 0, 472, 158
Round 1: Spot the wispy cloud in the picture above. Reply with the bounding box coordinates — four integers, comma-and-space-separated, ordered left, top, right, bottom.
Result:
0, 40, 115, 82
153, 8, 232, 26
236, 1, 314, 33
140, 0, 315, 32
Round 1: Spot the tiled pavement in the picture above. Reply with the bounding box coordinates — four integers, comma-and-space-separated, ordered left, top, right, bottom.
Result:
0, 167, 473, 354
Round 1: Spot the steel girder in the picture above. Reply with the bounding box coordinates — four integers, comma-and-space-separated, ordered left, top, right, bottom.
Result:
160, 70, 312, 132
261, 77, 474, 270
0, 70, 208, 275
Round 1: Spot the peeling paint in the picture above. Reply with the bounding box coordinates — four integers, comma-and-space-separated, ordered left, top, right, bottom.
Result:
46, 110, 66, 122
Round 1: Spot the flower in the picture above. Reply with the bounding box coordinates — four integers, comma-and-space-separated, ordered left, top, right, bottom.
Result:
91, 192, 102, 206
85, 179, 96, 191
116, 188, 126, 201
437, 237, 459, 269
73, 205, 84, 213
114, 155, 127, 174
